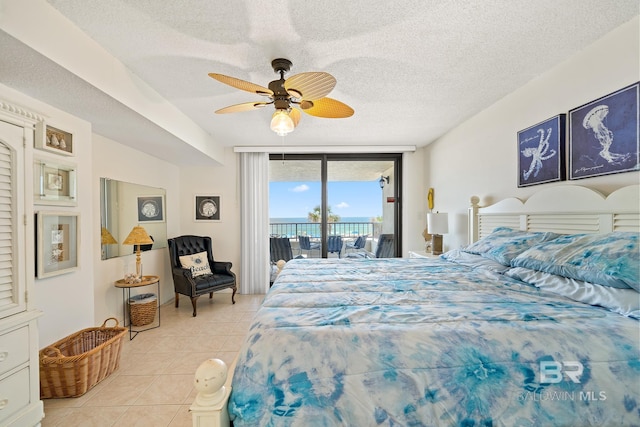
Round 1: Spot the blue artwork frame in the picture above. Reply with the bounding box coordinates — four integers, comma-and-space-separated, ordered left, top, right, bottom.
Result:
569, 82, 639, 180
517, 114, 565, 187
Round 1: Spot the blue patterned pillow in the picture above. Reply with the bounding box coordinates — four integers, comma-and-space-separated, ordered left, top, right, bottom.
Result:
462, 227, 560, 266
511, 232, 639, 291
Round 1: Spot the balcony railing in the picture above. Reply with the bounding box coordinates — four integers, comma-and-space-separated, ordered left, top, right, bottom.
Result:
270, 221, 378, 239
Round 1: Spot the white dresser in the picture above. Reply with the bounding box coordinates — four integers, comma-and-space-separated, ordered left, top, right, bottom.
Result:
0, 312, 43, 427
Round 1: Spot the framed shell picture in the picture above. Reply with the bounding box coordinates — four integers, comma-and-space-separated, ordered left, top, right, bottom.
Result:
137, 195, 165, 223
35, 121, 74, 156
194, 195, 221, 221
36, 211, 79, 278
34, 158, 77, 205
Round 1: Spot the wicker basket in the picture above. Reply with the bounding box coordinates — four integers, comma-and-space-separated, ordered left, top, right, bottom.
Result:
128, 293, 157, 326
39, 318, 127, 398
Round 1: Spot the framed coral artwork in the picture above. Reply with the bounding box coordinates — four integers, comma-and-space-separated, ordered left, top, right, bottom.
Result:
517, 114, 566, 187
36, 212, 79, 278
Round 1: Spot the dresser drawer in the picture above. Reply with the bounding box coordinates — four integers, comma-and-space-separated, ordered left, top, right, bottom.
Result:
0, 326, 29, 377
0, 367, 30, 425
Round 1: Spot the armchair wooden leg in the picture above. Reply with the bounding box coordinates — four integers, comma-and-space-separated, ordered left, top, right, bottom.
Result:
209, 292, 213, 299
191, 296, 199, 317
231, 287, 236, 304
175, 293, 179, 307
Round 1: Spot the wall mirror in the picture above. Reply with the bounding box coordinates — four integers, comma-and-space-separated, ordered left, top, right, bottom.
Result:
100, 177, 167, 260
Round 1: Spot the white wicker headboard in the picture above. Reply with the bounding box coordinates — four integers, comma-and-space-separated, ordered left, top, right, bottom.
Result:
469, 184, 640, 243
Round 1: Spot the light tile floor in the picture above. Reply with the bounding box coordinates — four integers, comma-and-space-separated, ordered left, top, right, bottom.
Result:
41, 292, 264, 427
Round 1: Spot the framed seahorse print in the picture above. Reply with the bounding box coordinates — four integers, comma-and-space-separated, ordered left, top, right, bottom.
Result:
568, 82, 639, 180
517, 114, 566, 187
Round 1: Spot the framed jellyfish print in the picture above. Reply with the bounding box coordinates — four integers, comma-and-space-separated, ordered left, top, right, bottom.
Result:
568, 82, 639, 180
517, 114, 566, 187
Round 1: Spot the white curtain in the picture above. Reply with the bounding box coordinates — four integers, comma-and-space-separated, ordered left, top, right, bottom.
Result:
239, 152, 270, 294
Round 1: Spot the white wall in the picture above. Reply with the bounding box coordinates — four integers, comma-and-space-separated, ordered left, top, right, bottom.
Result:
92, 135, 180, 324
177, 148, 242, 290
425, 16, 640, 251
402, 150, 428, 254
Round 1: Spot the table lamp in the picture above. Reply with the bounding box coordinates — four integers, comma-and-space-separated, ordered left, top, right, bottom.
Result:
101, 227, 117, 245
101, 227, 118, 260
123, 225, 153, 278
426, 212, 449, 255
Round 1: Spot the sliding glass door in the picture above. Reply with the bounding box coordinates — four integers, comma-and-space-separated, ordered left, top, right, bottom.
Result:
269, 157, 322, 257
269, 153, 402, 258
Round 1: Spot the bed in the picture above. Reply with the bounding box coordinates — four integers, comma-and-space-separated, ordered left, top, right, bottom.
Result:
194, 185, 640, 426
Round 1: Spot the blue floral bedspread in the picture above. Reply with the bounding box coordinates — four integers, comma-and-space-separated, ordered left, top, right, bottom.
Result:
228, 258, 640, 426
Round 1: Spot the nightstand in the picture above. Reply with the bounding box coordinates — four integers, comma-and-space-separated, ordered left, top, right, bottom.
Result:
408, 250, 440, 259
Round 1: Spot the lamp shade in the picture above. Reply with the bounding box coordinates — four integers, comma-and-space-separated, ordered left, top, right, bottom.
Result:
122, 226, 154, 246
427, 213, 449, 235
270, 110, 295, 136
101, 227, 117, 245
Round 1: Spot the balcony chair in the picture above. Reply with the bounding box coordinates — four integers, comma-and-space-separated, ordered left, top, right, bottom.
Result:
345, 235, 367, 255
168, 235, 236, 317
270, 237, 300, 263
270, 237, 304, 285
372, 234, 395, 258
358, 234, 395, 258
327, 235, 343, 258
298, 235, 320, 257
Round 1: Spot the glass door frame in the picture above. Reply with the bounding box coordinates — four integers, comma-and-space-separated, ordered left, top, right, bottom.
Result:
269, 152, 403, 257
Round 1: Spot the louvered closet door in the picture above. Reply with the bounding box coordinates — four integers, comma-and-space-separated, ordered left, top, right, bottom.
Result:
0, 120, 25, 319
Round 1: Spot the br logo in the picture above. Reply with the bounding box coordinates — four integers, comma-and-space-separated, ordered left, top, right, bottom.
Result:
540, 361, 583, 384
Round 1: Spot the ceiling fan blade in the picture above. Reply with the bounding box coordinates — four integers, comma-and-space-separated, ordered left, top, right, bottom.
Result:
299, 97, 354, 118
215, 101, 270, 114
208, 73, 273, 96
290, 108, 301, 127
284, 72, 336, 100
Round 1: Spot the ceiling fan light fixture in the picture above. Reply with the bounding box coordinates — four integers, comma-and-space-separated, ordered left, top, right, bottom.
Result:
270, 109, 295, 136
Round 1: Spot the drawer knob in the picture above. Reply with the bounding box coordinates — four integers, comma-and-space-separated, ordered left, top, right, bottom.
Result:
0, 352, 7, 362
0, 399, 8, 410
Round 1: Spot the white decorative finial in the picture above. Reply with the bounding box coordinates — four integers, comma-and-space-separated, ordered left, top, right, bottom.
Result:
193, 358, 227, 406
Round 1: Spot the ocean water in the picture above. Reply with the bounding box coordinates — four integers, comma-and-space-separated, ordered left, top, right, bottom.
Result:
270, 217, 376, 238
270, 217, 373, 223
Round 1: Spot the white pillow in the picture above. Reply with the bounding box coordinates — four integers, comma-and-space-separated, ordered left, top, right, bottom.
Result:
506, 266, 640, 319
179, 251, 212, 277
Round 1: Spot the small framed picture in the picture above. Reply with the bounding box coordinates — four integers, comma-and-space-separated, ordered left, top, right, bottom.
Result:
517, 114, 566, 187
35, 121, 74, 156
194, 195, 221, 221
137, 195, 165, 222
36, 212, 80, 278
34, 159, 77, 206
569, 82, 639, 180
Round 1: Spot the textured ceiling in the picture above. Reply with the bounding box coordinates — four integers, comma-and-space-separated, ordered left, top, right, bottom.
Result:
0, 1, 638, 164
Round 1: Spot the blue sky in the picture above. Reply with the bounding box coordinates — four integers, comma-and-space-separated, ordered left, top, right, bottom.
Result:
269, 181, 382, 219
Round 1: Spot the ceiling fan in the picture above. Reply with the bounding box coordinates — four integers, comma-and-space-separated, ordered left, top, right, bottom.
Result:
209, 58, 354, 136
